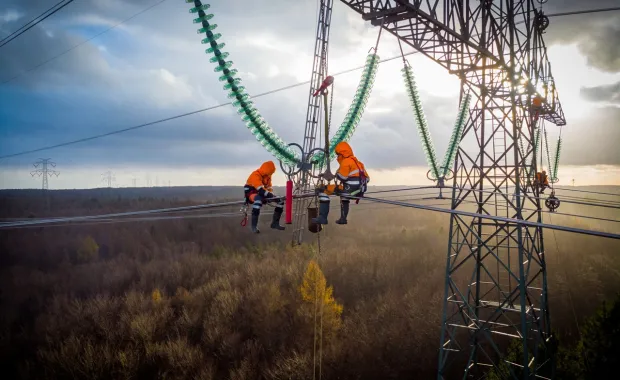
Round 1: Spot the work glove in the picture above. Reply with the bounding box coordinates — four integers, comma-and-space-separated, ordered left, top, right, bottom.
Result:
315, 184, 327, 195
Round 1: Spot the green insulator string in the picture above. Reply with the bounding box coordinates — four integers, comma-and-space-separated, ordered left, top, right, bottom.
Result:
402, 64, 440, 180
310, 53, 380, 165
551, 135, 562, 182
187, 0, 300, 166
544, 126, 552, 174
439, 92, 471, 179
534, 126, 541, 163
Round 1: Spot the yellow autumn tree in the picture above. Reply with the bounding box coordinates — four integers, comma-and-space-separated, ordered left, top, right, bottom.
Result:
299, 259, 343, 337
151, 288, 162, 303
75, 235, 99, 263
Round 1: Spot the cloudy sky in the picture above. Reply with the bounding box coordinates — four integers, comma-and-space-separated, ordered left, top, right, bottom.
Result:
0, 0, 619, 189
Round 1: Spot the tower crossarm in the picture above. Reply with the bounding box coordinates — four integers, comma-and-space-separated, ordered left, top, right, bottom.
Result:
340, 0, 565, 126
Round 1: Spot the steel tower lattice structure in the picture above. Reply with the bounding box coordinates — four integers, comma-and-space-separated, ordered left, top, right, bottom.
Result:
291, 0, 333, 246
31, 158, 59, 190
339, 0, 565, 378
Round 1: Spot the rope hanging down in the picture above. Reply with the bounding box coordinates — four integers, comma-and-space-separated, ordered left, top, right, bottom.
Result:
186, 0, 379, 169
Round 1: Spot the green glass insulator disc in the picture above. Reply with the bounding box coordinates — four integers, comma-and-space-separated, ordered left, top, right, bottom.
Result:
223, 78, 243, 90
206, 43, 225, 54
201, 33, 221, 44
231, 93, 250, 103
193, 14, 214, 23
219, 69, 238, 82
189, 4, 210, 13
227, 87, 246, 98
209, 52, 229, 63
233, 98, 251, 108
213, 61, 233, 72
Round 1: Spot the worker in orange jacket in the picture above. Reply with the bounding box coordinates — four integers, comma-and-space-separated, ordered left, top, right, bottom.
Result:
312, 141, 369, 225
535, 170, 550, 193
244, 161, 285, 233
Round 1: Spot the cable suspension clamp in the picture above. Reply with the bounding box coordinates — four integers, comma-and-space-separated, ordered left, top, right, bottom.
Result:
545, 190, 560, 212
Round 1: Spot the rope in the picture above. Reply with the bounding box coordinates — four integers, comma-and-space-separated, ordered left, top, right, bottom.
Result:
0, 194, 317, 229
448, 185, 620, 210
345, 195, 620, 240
6, 211, 254, 229
552, 186, 620, 198
317, 219, 324, 380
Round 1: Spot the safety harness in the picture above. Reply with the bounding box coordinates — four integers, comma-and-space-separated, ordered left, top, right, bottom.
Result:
340, 157, 368, 204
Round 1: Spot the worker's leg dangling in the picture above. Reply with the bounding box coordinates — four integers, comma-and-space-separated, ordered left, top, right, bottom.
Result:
336, 198, 349, 225
312, 190, 330, 225
271, 199, 285, 230
251, 194, 263, 233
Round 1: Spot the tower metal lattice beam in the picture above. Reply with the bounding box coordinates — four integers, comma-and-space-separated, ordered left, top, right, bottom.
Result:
339, 0, 564, 378
291, 0, 333, 246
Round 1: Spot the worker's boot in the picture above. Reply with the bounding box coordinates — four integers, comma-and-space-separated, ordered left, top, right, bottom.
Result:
270, 207, 285, 230
335, 201, 349, 225
251, 208, 260, 233
311, 202, 330, 225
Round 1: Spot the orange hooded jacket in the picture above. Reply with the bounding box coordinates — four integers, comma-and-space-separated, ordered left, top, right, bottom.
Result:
325, 142, 369, 195
246, 161, 276, 193
536, 171, 549, 186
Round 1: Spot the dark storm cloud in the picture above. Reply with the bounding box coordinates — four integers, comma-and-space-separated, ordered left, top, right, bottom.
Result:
560, 106, 620, 166
580, 81, 620, 104
544, 0, 620, 73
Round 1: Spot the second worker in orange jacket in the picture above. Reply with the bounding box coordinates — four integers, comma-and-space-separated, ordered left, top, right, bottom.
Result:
244, 161, 285, 233
312, 141, 370, 225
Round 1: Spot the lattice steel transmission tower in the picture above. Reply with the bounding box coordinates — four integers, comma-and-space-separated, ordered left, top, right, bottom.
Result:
30, 158, 59, 190
290, 0, 333, 245
101, 171, 116, 188
341, 0, 565, 378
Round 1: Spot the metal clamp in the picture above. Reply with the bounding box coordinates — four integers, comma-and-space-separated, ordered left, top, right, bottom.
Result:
279, 142, 305, 177
545, 192, 560, 212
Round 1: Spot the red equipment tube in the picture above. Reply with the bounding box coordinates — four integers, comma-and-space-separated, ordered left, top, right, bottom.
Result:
285, 180, 293, 224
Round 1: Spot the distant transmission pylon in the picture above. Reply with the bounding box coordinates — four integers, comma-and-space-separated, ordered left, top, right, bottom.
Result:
132, 177, 137, 187
101, 171, 115, 188
30, 158, 59, 190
